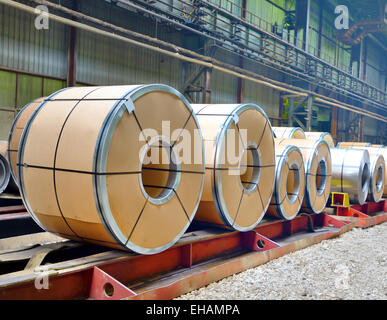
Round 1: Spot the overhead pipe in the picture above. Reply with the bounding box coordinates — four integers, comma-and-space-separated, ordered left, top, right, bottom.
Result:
2, 0, 386, 123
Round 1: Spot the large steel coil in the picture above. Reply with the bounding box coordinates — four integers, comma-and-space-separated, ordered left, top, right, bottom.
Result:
18, 85, 205, 254
304, 132, 335, 147
192, 104, 275, 231
341, 145, 387, 199
267, 142, 305, 220
272, 127, 306, 139
366, 152, 385, 202
274, 138, 332, 213
330, 148, 371, 204
8, 97, 46, 184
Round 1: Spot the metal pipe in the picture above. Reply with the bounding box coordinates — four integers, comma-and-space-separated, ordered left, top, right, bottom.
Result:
32, 0, 387, 113
27, 0, 387, 117
1, 0, 386, 123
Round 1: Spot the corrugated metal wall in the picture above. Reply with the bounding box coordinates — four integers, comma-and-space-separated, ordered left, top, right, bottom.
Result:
0, 0, 385, 141
0, 4, 67, 78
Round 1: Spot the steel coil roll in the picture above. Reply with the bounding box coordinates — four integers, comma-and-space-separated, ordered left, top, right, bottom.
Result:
330, 148, 371, 204
274, 138, 332, 213
18, 85, 205, 254
192, 104, 275, 231
305, 132, 335, 147
336, 142, 371, 148
8, 97, 46, 184
272, 127, 306, 139
367, 146, 387, 198
267, 143, 305, 220
346, 146, 387, 200
367, 152, 385, 202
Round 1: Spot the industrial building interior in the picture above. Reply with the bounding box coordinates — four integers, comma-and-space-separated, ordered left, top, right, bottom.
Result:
1, 0, 386, 143
0, 0, 386, 302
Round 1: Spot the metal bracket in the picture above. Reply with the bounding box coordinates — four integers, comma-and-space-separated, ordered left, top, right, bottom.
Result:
232, 113, 239, 124
241, 231, 280, 251
89, 266, 136, 300
123, 100, 135, 114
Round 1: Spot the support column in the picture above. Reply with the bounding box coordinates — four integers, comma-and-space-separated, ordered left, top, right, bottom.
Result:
202, 67, 212, 104
303, 0, 311, 52
237, 0, 247, 104
357, 115, 364, 142
330, 106, 338, 143
317, 0, 323, 58
66, 25, 77, 87
288, 97, 294, 126
66, 0, 78, 87
306, 94, 313, 131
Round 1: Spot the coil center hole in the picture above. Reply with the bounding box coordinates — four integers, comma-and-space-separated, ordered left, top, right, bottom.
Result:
286, 163, 300, 203
0, 160, 5, 186
140, 138, 180, 205
316, 159, 327, 195
239, 146, 260, 193
375, 165, 383, 192
361, 162, 370, 192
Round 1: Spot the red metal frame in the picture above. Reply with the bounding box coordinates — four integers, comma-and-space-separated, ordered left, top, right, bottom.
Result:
0, 205, 25, 215
332, 199, 387, 228
0, 213, 353, 300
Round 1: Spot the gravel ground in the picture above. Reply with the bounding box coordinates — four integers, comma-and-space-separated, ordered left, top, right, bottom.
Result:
177, 222, 387, 300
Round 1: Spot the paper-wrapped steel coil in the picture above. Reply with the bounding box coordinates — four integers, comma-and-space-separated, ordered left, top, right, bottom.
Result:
272, 127, 306, 139
330, 148, 371, 204
192, 104, 275, 231
274, 138, 332, 213
8, 97, 46, 184
18, 85, 205, 254
305, 132, 335, 147
267, 142, 305, 220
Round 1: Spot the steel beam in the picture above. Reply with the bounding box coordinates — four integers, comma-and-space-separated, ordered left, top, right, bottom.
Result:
202, 67, 212, 104
306, 94, 313, 131
330, 106, 338, 143
66, 0, 78, 87
66, 26, 77, 87
0, 213, 353, 300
